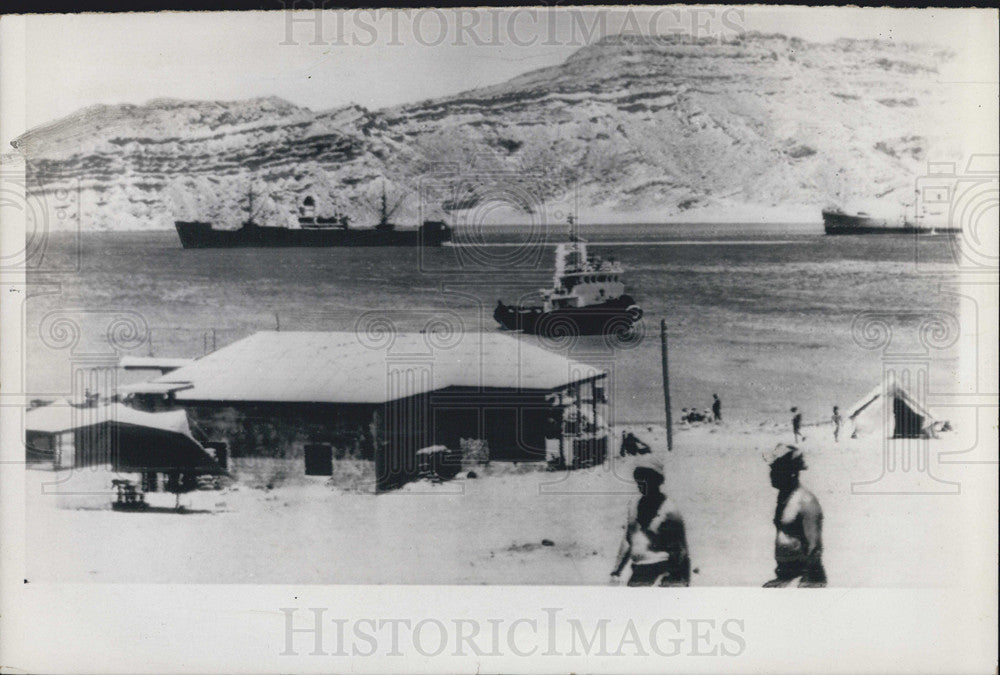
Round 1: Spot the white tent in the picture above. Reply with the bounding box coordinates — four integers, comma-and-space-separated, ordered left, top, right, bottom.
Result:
846, 374, 936, 438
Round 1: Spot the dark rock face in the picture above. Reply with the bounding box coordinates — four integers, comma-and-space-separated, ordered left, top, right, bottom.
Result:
10, 34, 960, 230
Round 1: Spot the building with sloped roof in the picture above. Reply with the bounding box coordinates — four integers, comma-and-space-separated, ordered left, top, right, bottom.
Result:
123, 331, 609, 489
25, 401, 222, 474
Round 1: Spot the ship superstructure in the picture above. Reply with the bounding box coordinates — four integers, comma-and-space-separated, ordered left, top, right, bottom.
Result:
494, 218, 642, 337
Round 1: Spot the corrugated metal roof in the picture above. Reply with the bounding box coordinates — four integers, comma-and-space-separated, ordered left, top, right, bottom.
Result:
154, 331, 604, 404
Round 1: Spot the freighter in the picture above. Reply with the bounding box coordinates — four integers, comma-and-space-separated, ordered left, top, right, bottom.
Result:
494, 218, 643, 337
822, 208, 960, 235
175, 187, 451, 248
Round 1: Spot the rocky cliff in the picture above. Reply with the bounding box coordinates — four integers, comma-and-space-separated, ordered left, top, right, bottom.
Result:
9, 33, 964, 230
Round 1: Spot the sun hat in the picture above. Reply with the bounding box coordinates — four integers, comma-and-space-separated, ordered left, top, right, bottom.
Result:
763, 444, 807, 469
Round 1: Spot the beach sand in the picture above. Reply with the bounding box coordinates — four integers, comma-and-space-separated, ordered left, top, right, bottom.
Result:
24, 415, 995, 588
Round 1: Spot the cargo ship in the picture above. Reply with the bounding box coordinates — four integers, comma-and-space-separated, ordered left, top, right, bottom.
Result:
175, 186, 451, 248
494, 217, 643, 337
822, 208, 960, 235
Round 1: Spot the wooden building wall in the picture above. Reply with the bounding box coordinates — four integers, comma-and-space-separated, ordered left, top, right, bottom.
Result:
169, 379, 606, 491
182, 402, 379, 461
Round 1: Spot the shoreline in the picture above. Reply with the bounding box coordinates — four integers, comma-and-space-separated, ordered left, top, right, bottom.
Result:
24, 418, 988, 587
36, 220, 825, 235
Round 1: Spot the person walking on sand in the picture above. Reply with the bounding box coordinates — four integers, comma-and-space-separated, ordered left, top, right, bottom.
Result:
762, 444, 826, 588
791, 407, 805, 442
712, 394, 722, 424
831, 406, 843, 443
611, 455, 691, 587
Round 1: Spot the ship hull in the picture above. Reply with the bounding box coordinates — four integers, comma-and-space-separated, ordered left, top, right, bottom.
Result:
822, 210, 960, 235
175, 220, 451, 248
494, 296, 643, 337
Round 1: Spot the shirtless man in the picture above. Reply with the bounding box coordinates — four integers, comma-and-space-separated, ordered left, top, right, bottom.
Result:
611, 455, 691, 586
791, 407, 806, 442
762, 444, 826, 587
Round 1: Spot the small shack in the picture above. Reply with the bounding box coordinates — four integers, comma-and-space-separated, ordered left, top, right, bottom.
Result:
25, 401, 223, 475
846, 374, 937, 438
122, 331, 609, 490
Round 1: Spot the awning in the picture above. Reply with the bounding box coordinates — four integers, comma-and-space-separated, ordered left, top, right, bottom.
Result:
120, 356, 194, 372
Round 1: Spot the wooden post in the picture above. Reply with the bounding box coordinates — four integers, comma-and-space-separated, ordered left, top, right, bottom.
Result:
660, 319, 673, 451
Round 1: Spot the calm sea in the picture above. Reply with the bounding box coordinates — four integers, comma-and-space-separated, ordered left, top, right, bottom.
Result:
25, 222, 962, 424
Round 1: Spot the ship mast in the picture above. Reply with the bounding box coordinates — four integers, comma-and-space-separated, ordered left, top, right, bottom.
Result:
566, 213, 586, 268
244, 183, 269, 224
380, 182, 388, 228
372, 180, 404, 230
553, 214, 587, 289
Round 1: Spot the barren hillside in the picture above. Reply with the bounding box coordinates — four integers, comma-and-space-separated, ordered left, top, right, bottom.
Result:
10, 33, 963, 230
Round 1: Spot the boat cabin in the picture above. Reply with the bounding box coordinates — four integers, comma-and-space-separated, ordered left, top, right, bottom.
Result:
542, 241, 626, 311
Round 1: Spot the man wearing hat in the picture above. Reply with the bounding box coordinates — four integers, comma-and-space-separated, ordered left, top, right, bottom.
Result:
763, 444, 826, 587
610, 454, 691, 587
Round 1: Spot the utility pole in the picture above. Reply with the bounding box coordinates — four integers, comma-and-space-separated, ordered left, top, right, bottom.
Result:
660, 319, 673, 451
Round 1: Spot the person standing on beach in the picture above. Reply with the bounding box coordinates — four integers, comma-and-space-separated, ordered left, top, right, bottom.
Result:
831, 406, 843, 443
762, 444, 826, 587
712, 394, 722, 423
791, 407, 805, 442
611, 455, 691, 587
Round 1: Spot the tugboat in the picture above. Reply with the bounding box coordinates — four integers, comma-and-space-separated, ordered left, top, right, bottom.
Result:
175, 183, 451, 248
494, 217, 643, 337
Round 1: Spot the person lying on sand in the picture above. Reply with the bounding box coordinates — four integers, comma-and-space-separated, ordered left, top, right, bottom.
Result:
610, 455, 691, 587
762, 444, 826, 588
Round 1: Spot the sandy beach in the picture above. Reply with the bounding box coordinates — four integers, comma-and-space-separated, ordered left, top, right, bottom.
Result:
25, 416, 994, 588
